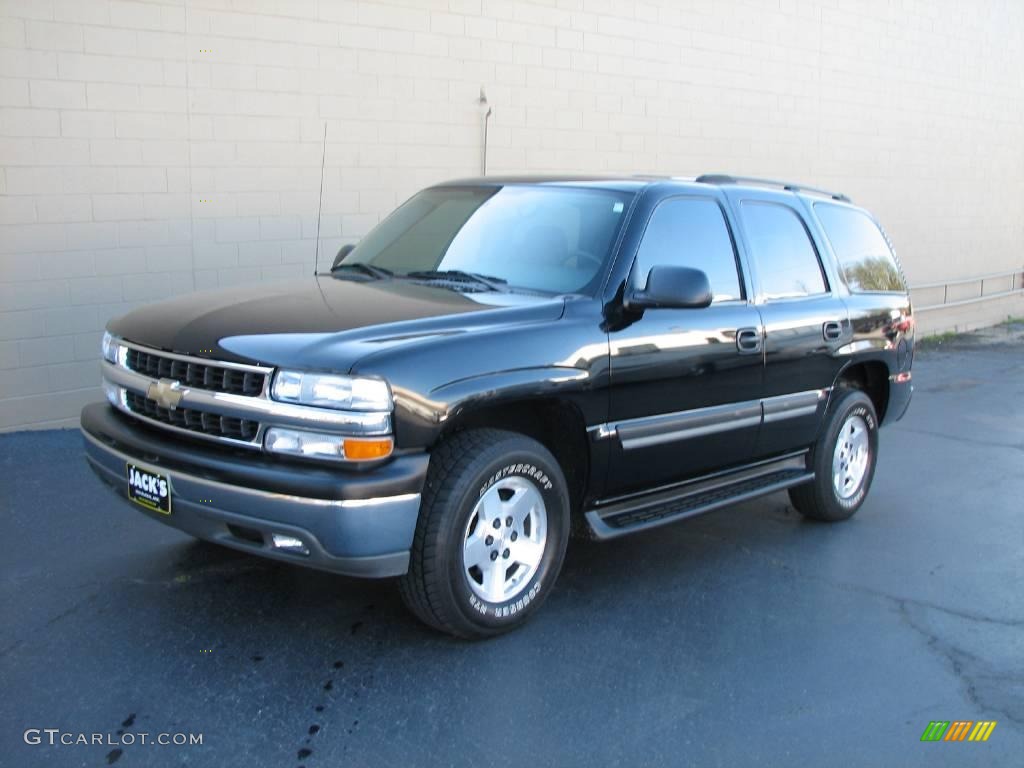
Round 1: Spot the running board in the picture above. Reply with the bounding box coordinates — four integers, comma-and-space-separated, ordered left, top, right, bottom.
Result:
584, 456, 813, 540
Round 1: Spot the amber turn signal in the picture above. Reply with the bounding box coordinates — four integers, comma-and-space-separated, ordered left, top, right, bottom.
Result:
342, 437, 393, 461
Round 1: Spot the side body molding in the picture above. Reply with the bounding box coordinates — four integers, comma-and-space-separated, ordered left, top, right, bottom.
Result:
761, 390, 827, 424
590, 388, 829, 449
614, 401, 762, 450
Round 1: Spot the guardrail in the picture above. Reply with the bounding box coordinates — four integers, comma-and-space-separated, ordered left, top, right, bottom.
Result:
910, 268, 1024, 312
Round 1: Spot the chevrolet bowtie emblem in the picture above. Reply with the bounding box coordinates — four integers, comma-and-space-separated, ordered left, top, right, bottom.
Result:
148, 378, 186, 410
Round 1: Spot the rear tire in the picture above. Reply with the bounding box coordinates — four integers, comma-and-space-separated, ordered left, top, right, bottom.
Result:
789, 388, 878, 522
398, 429, 570, 639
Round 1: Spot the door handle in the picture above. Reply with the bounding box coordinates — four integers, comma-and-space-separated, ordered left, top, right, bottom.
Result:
736, 327, 762, 354
823, 321, 843, 341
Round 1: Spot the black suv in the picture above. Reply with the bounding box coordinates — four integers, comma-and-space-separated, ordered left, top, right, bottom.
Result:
82, 174, 914, 638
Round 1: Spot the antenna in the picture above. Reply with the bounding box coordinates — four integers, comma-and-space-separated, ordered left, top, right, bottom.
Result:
313, 121, 327, 275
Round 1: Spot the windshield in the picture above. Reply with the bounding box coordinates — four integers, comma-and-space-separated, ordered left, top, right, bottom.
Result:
341, 185, 633, 294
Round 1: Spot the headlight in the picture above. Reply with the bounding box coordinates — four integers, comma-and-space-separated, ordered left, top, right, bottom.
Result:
264, 427, 393, 462
270, 370, 392, 411
102, 331, 124, 365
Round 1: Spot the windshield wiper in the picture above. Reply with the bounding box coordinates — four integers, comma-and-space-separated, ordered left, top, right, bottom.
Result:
330, 262, 394, 280
405, 270, 508, 292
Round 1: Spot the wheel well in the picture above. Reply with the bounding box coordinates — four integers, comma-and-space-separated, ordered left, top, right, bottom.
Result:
438, 399, 590, 514
836, 361, 889, 421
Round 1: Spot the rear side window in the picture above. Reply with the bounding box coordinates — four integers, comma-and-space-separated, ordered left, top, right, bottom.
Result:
633, 197, 742, 302
814, 204, 904, 292
740, 202, 827, 299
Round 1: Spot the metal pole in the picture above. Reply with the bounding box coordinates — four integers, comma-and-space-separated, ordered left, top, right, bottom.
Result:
482, 107, 492, 176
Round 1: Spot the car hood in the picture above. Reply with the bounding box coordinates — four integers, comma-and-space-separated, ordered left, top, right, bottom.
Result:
108, 276, 566, 371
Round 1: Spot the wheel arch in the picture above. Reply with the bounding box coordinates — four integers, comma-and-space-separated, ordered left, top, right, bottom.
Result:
832, 359, 890, 422
437, 397, 592, 516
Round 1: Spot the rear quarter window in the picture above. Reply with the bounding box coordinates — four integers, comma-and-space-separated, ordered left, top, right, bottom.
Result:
814, 204, 905, 293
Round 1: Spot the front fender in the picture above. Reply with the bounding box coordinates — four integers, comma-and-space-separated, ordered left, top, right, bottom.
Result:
390, 365, 600, 449
351, 299, 611, 450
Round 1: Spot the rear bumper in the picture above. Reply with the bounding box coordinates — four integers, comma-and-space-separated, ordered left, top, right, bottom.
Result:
81, 402, 427, 578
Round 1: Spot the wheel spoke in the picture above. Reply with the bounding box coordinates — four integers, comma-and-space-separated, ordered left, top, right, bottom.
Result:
483, 559, 506, 602
463, 533, 491, 570
511, 538, 544, 568
478, 493, 501, 524
506, 486, 540, 524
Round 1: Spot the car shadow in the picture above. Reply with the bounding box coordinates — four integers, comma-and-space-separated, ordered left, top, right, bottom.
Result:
140, 491, 815, 650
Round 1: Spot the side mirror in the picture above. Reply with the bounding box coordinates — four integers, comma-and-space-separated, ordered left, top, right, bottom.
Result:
625, 266, 713, 310
331, 243, 356, 271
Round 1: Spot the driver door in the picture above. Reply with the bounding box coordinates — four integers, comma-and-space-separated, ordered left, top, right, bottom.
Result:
604, 195, 764, 497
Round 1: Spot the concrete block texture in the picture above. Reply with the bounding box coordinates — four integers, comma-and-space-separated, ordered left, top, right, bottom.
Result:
1, 0, 1023, 430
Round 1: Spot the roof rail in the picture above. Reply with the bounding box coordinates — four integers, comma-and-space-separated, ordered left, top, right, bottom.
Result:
695, 174, 851, 203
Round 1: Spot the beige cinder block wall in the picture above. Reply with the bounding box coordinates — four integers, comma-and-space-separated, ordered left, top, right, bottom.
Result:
1, 0, 1022, 430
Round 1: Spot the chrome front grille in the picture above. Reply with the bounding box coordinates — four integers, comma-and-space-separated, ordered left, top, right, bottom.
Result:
125, 348, 266, 396
124, 391, 260, 442
106, 341, 274, 448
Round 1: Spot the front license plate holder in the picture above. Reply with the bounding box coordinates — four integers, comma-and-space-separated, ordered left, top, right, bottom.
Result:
126, 463, 172, 515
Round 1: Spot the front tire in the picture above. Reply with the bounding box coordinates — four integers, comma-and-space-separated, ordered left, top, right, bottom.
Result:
398, 429, 570, 639
789, 388, 879, 522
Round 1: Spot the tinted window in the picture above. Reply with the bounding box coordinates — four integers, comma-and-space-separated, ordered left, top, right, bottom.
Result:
740, 202, 827, 299
633, 198, 742, 302
815, 204, 904, 292
345, 185, 632, 295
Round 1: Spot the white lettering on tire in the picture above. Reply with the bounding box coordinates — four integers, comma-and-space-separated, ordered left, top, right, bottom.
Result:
479, 463, 552, 497
469, 579, 543, 619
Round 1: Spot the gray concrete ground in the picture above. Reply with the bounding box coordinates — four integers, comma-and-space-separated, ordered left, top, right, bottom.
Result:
1, 328, 1022, 768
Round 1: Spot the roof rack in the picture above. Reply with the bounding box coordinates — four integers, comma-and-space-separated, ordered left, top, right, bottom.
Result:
695, 174, 851, 203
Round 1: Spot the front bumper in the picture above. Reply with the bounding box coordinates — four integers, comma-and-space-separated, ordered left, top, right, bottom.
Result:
81, 402, 427, 578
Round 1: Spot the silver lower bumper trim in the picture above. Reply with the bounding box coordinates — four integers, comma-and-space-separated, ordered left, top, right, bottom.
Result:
82, 429, 421, 577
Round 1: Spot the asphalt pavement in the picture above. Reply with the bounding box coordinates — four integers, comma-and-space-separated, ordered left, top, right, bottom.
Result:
2, 325, 1022, 767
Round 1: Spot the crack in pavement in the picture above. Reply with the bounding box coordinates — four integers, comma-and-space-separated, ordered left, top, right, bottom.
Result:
898, 600, 1024, 728
1, 590, 102, 659
830, 581, 1024, 629
892, 426, 1024, 453
694, 529, 1024, 628
693, 529, 1024, 727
